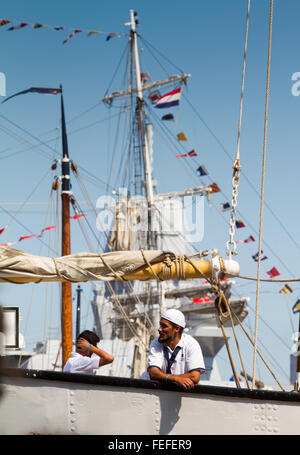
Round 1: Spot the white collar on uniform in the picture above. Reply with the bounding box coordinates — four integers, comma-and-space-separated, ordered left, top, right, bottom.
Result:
163, 333, 185, 352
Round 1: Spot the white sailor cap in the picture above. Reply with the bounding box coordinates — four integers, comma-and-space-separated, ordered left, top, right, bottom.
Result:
161, 309, 186, 328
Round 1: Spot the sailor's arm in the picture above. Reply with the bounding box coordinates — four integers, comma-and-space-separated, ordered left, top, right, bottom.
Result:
148, 367, 199, 389
77, 337, 114, 366
88, 344, 114, 367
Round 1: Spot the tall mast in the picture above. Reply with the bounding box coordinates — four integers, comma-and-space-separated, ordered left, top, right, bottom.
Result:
60, 85, 72, 368
129, 10, 154, 247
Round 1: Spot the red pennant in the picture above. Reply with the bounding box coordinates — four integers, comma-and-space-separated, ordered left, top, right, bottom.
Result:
176, 150, 197, 158
267, 267, 280, 278
70, 214, 86, 220
19, 234, 36, 241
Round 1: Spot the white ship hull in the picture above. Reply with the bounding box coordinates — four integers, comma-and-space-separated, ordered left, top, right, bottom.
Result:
1, 368, 300, 435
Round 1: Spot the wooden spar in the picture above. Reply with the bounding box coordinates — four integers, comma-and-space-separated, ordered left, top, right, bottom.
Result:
60, 86, 72, 369
122, 259, 214, 281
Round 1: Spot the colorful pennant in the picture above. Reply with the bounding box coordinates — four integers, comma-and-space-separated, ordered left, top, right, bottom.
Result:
176, 132, 188, 141
252, 250, 268, 261
197, 165, 209, 177
279, 284, 293, 294
70, 214, 86, 220
221, 202, 231, 211
244, 235, 255, 243
149, 90, 161, 104
161, 113, 175, 121
87, 30, 100, 37
235, 220, 245, 228
141, 72, 151, 83
176, 150, 197, 158
106, 32, 121, 41
32, 24, 48, 29
19, 234, 36, 242
267, 267, 280, 278
0, 19, 11, 26
207, 182, 221, 194
292, 299, 300, 314
3, 86, 61, 104
236, 235, 255, 244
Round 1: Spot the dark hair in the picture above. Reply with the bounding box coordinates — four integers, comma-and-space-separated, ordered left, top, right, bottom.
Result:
170, 321, 184, 335
77, 330, 100, 347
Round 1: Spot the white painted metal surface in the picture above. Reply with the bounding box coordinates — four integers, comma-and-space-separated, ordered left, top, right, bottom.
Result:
1, 370, 300, 435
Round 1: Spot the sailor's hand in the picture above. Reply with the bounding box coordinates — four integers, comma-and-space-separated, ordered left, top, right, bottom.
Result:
173, 376, 195, 390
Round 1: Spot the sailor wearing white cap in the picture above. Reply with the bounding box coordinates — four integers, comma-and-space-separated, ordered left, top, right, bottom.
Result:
145, 309, 205, 390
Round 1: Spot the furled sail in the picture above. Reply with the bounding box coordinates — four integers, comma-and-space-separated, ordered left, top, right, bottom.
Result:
0, 246, 239, 284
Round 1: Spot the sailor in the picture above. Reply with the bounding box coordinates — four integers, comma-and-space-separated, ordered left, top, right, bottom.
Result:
144, 309, 205, 389
63, 330, 114, 375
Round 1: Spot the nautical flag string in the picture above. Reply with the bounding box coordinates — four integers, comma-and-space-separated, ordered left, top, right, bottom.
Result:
0, 17, 123, 44
0, 217, 86, 246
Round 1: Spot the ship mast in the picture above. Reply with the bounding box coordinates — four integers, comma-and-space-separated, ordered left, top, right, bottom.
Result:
129, 10, 155, 248
60, 85, 73, 368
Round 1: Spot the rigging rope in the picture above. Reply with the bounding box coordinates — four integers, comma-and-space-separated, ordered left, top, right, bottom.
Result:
252, 0, 274, 390
215, 291, 250, 389
239, 275, 300, 282
232, 306, 285, 391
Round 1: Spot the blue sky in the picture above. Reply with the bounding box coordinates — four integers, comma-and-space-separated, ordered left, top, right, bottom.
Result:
1, 0, 300, 385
